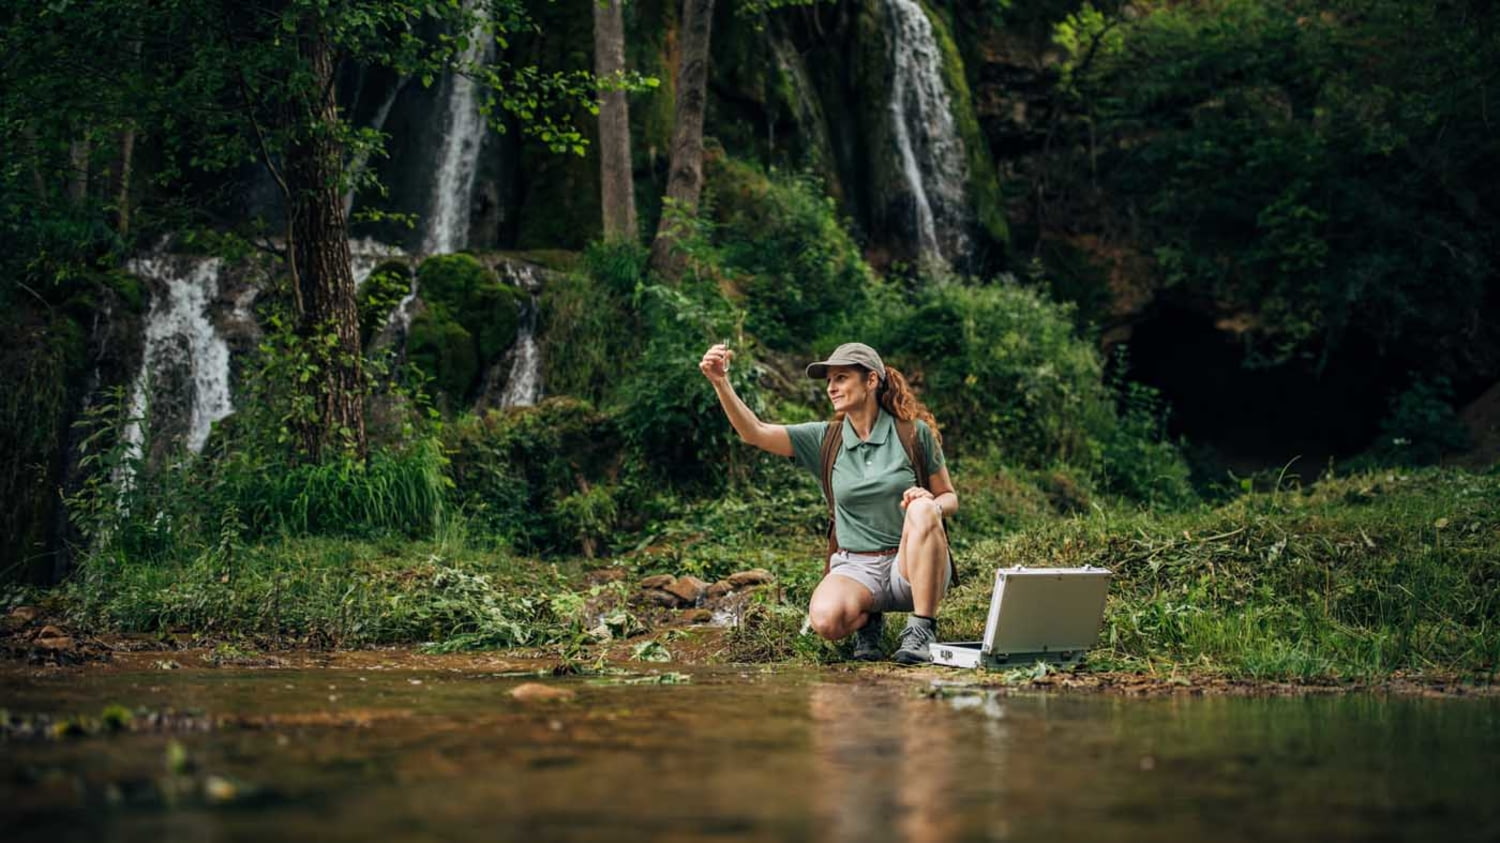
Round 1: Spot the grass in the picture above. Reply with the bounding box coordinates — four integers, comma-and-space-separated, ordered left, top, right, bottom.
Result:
35, 467, 1500, 684
938, 467, 1500, 681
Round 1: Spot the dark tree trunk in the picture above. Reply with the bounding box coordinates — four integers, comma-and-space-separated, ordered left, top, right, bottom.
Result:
594, 0, 637, 243
648, 0, 715, 280
284, 19, 366, 460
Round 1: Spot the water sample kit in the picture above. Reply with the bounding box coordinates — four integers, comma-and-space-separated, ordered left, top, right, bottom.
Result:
931, 566, 1112, 669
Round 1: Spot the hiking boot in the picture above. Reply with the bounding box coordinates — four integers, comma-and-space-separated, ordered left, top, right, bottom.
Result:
851, 613, 885, 662
892, 615, 937, 665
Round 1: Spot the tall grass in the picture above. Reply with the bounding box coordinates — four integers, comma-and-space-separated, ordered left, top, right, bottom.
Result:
216, 436, 449, 538
940, 468, 1500, 680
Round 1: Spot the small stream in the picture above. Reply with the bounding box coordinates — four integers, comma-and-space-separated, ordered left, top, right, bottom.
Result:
3, 665, 1498, 841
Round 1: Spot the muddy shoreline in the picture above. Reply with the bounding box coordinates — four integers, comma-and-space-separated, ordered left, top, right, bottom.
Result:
4, 624, 1494, 701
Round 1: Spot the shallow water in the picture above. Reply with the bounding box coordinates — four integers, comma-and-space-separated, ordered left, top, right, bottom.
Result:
3, 665, 1498, 841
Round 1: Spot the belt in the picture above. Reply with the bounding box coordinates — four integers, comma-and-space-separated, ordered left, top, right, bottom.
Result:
837, 547, 900, 555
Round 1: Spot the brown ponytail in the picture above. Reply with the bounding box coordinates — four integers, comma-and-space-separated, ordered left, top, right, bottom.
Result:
878, 365, 942, 447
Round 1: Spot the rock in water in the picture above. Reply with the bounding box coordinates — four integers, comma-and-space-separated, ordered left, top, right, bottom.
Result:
510, 683, 576, 702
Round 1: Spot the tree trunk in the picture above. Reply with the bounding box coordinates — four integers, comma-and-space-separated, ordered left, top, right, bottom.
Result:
594, 0, 637, 243
648, 0, 715, 280
284, 18, 366, 460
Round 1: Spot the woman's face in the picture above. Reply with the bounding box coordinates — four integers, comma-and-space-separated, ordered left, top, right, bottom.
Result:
826, 365, 878, 413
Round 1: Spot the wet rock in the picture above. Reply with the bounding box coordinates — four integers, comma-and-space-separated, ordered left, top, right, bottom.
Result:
5, 605, 40, 629
633, 589, 684, 609
726, 569, 775, 589
665, 575, 708, 604
510, 682, 576, 702
705, 581, 733, 600
681, 609, 714, 624
638, 574, 676, 590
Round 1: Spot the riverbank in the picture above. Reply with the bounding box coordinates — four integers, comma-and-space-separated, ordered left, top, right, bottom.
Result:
7, 467, 1497, 689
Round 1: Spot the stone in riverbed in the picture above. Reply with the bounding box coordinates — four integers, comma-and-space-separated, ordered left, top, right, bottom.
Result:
510, 682, 576, 702
638, 574, 675, 590
633, 589, 684, 609
681, 608, 714, 624
665, 575, 708, 604
726, 569, 775, 589
705, 581, 733, 600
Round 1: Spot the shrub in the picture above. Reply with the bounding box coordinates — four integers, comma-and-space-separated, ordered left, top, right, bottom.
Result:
445, 398, 622, 553
866, 279, 1114, 466
541, 240, 647, 404
614, 279, 764, 489
1367, 377, 1471, 467
708, 160, 875, 350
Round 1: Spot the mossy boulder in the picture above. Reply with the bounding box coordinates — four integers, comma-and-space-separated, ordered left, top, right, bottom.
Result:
410, 254, 525, 404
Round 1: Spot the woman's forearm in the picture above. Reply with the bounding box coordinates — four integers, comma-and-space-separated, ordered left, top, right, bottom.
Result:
713, 379, 793, 457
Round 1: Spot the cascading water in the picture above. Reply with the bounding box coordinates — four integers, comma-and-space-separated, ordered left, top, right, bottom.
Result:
882, 0, 971, 266
121, 256, 234, 458
421, 1, 495, 256
496, 296, 542, 409
495, 262, 543, 409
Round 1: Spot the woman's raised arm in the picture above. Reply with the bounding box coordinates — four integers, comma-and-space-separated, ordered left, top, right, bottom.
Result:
699, 344, 794, 457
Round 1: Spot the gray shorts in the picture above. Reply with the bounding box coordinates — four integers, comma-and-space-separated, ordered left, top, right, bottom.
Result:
827, 549, 952, 613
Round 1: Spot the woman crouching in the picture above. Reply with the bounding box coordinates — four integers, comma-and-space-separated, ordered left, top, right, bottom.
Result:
699, 342, 957, 664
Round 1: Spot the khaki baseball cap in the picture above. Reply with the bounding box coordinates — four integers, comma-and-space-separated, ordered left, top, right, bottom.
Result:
805, 342, 886, 380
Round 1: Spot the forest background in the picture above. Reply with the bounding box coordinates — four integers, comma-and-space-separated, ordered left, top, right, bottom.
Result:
2, 0, 1497, 681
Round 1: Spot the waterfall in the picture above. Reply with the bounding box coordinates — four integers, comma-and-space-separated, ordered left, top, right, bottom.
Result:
121, 256, 234, 457
882, 0, 971, 266
494, 261, 544, 409
496, 295, 542, 409
421, 2, 495, 256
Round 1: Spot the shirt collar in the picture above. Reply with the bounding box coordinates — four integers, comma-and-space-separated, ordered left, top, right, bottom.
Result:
842, 410, 893, 450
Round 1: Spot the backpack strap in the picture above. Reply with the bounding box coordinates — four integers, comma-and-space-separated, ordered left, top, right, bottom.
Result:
895, 419, 958, 587
818, 421, 842, 574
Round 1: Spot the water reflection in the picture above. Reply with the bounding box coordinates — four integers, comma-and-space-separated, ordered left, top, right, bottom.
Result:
810, 682, 963, 841
3, 667, 1499, 842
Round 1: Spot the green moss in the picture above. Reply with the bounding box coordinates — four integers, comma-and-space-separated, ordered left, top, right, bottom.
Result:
408, 309, 478, 402
410, 255, 525, 404
922, 0, 1010, 251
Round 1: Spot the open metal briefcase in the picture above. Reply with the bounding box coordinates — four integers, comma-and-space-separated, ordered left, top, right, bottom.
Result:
931, 565, 1112, 669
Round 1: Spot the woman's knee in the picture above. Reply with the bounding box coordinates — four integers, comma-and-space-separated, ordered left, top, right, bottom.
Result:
807, 602, 850, 640
902, 502, 940, 540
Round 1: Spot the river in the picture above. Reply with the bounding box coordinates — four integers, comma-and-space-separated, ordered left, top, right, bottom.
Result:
3, 662, 1497, 840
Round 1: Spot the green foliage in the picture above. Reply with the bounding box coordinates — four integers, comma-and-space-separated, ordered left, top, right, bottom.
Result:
444, 398, 622, 554
1057, 0, 1500, 379
408, 310, 479, 405
540, 240, 647, 404
1367, 377, 1471, 468
708, 160, 875, 350
613, 223, 765, 487
357, 261, 412, 342
1098, 360, 1197, 508
947, 468, 1500, 679
210, 436, 450, 540
64, 538, 586, 649
866, 279, 1113, 466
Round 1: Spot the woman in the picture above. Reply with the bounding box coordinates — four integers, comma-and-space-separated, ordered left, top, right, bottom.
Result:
698, 341, 958, 664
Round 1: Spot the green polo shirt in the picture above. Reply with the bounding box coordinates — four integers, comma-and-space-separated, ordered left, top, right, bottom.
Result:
786, 410, 946, 552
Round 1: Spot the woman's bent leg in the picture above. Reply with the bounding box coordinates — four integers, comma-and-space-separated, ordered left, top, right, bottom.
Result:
896, 503, 949, 617
807, 573, 878, 641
